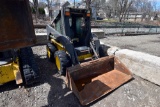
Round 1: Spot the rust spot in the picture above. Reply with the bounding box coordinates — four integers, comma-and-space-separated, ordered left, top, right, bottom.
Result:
67, 56, 132, 105
0, 0, 35, 51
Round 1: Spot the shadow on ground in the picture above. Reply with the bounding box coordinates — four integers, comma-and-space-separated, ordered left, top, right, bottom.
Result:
0, 49, 82, 107
33, 53, 82, 107
0, 81, 18, 93
0, 45, 134, 107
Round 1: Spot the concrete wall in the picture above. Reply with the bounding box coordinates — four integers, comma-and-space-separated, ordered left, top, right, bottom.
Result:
105, 46, 160, 86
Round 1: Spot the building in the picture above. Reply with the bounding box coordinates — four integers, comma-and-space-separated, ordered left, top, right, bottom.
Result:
121, 12, 144, 21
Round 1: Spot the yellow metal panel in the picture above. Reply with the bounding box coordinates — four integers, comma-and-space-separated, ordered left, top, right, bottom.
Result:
47, 46, 51, 58
0, 61, 20, 85
13, 59, 22, 84
55, 56, 61, 71
50, 38, 93, 62
78, 54, 93, 61
0, 63, 15, 84
51, 39, 65, 51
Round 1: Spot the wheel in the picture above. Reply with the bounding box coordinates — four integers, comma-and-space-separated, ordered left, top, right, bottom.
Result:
19, 47, 39, 85
47, 43, 57, 62
99, 45, 109, 57
54, 50, 71, 75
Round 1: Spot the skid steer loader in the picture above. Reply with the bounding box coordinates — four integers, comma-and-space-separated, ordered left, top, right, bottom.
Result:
0, 0, 39, 85
46, 3, 132, 105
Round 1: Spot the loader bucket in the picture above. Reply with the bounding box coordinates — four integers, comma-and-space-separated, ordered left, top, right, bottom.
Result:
0, 0, 35, 51
66, 56, 132, 105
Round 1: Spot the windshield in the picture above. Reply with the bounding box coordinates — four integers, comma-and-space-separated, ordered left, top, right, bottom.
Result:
68, 16, 86, 38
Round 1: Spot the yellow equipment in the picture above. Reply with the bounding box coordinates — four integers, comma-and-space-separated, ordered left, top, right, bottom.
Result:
46, 3, 132, 105
0, 0, 39, 85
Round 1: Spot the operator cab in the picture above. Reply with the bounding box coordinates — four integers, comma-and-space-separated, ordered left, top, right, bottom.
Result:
64, 8, 92, 60
64, 8, 91, 47
54, 7, 93, 61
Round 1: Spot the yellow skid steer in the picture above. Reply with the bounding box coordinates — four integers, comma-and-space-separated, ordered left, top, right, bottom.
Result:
46, 2, 132, 105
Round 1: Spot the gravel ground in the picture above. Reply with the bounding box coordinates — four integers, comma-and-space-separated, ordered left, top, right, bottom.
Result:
1, 45, 160, 107
100, 34, 160, 57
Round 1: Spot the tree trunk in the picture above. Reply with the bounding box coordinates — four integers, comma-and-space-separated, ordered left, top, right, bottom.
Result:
34, 0, 39, 23
119, 14, 123, 22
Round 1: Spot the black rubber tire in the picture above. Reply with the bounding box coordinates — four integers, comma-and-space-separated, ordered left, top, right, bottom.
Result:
19, 47, 39, 85
47, 43, 57, 62
99, 45, 108, 57
54, 50, 72, 75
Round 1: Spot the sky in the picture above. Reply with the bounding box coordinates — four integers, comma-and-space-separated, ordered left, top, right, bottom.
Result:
149, 0, 160, 6
156, 1, 160, 7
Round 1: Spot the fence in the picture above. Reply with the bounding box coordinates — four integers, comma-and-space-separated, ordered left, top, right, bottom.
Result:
91, 21, 160, 35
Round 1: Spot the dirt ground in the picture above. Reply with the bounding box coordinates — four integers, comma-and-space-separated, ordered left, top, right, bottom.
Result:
0, 45, 160, 107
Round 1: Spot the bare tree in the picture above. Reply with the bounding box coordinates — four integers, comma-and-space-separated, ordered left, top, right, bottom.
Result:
108, 0, 118, 16
152, 0, 158, 19
33, 0, 39, 22
82, 0, 92, 9
106, 0, 135, 22
134, 0, 153, 21
102, 3, 112, 18
90, 0, 155, 22
45, 0, 53, 18
117, 0, 135, 22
